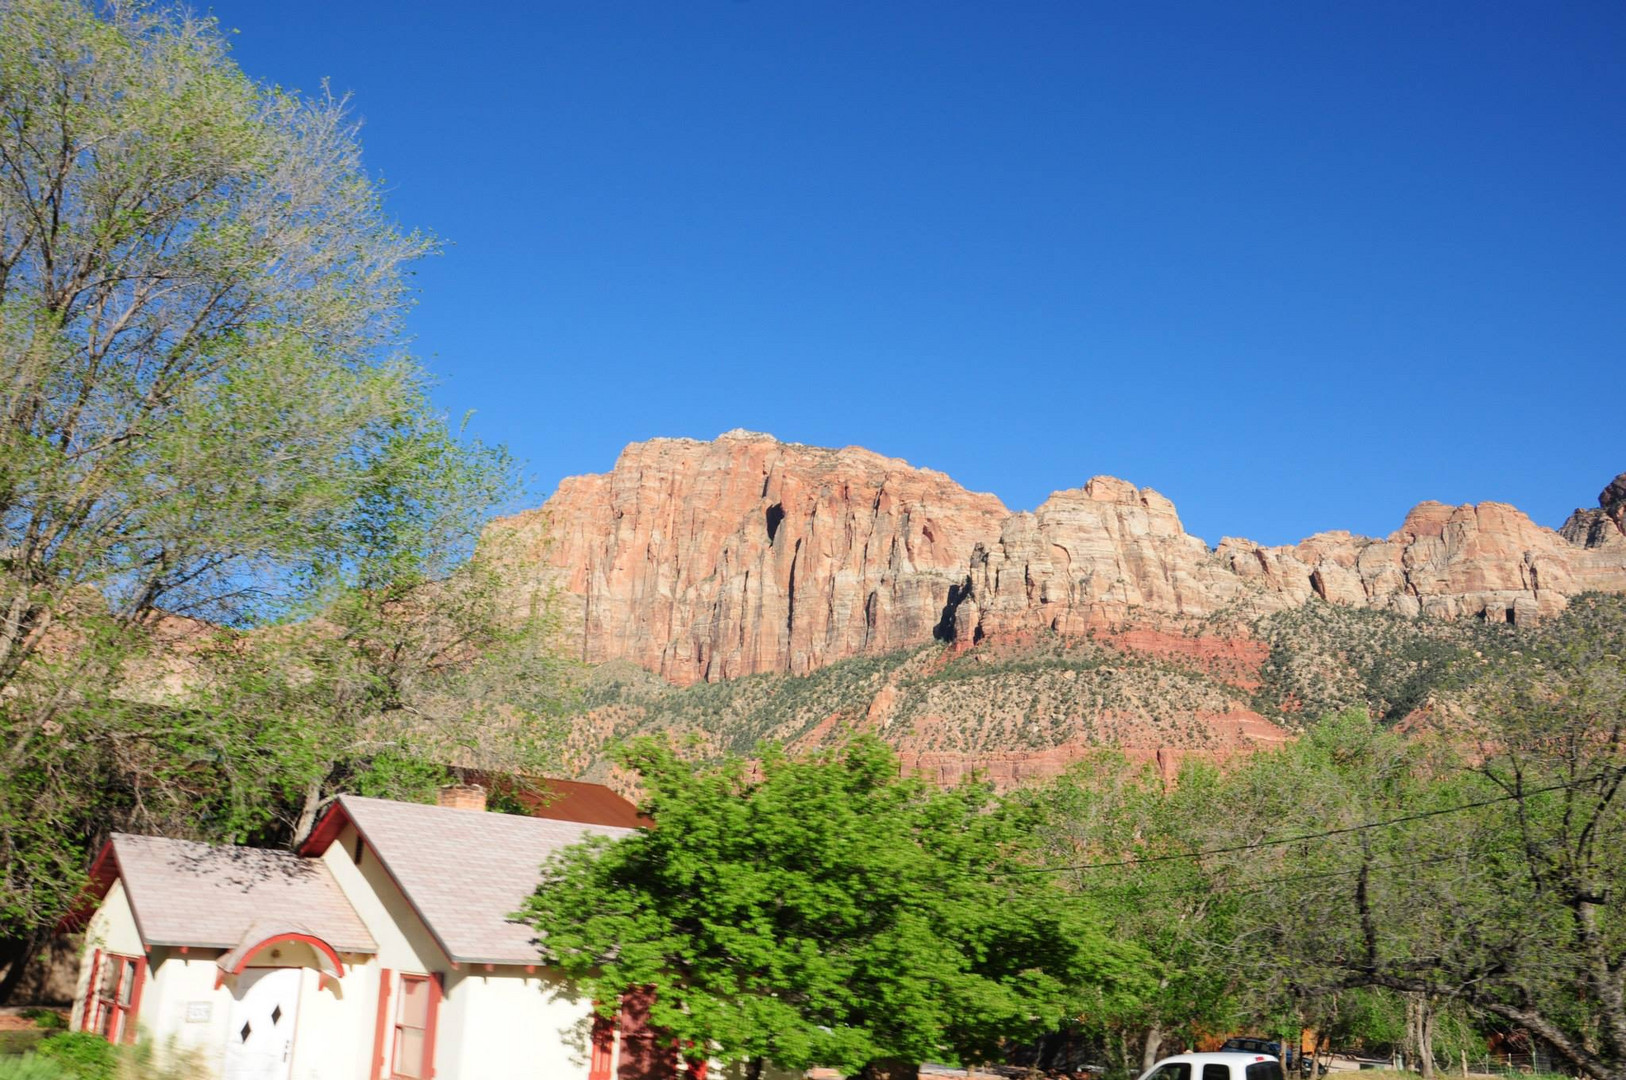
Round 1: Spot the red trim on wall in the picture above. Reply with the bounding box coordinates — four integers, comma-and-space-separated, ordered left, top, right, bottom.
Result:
85, 953, 140, 1043
304, 804, 461, 971
123, 958, 146, 1045
58, 843, 120, 933
423, 972, 443, 1080
299, 800, 352, 857
617, 987, 677, 1080
371, 968, 393, 1080
226, 932, 346, 977
81, 949, 102, 1032
589, 1009, 615, 1080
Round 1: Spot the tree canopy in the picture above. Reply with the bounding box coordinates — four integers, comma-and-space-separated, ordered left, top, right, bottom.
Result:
522, 737, 1142, 1079
0, 0, 565, 994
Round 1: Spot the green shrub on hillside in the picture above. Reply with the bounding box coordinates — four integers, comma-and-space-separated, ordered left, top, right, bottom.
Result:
1251, 602, 1512, 723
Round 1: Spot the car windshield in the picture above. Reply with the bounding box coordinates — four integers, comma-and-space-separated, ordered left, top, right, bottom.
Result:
1149, 1065, 1192, 1080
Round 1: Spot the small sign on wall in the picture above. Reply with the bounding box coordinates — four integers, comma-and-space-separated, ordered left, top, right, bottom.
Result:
184, 1001, 212, 1023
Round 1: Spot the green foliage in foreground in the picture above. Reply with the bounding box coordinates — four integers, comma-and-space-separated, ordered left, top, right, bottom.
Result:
33, 1035, 112, 1080
522, 736, 1143, 1076
1, 1033, 206, 1079
0, 0, 568, 995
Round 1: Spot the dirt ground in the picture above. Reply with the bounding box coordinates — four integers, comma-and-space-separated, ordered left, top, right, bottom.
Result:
0, 1006, 66, 1030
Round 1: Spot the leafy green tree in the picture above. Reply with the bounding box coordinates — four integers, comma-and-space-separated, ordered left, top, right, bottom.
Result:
0, 0, 561, 996
521, 737, 1140, 1080
1014, 753, 1247, 1076
1217, 613, 1626, 1080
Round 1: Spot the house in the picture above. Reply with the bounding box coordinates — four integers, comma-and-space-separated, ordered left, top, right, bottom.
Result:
68, 783, 671, 1080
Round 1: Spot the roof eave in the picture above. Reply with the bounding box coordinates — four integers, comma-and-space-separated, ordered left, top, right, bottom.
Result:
322, 795, 463, 971
54, 838, 121, 934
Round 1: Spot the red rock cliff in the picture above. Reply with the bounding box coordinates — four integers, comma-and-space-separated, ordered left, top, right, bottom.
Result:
491, 431, 1008, 684
494, 436, 1626, 682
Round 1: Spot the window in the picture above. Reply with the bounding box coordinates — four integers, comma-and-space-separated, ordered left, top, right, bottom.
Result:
1247, 1063, 1285, 1080
392, 974, 437, 1079
1204, 1065, 1231, 1080
1149, 1066, 1191, 1080
85, 952, 143, 1043
588, 1011, 616, 1080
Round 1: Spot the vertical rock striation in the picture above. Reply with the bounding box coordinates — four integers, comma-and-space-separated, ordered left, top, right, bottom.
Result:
493, 435, 1626, 684
490, 431, 1008, 685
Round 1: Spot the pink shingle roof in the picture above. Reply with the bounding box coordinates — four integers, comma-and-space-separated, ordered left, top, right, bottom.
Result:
334, 795, 633, 966
109, 834, 375, 953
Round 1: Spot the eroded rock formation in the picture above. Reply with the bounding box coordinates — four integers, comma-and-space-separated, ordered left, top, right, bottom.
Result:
492, 431, 1008, 684
1561, 471, 1626, 552
492, 434, 1626, 683
952, 481, 1626, 641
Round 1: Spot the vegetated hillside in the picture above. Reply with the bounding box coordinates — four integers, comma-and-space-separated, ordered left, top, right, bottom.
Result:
1249, 602, 1516, 724
560, 593, 1626, 788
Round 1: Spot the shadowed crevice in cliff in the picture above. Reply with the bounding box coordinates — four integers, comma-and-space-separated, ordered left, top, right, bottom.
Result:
786, 539, 801, 636
933, 581, 967, 642
765, 502, 784, 544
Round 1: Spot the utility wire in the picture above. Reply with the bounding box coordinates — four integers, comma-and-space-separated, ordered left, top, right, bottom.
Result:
1076, 848, 1499, 899
1002, 772, 1611, 876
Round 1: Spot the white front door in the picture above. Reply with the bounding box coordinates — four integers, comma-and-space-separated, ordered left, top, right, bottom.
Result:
223, 967, 301, 1080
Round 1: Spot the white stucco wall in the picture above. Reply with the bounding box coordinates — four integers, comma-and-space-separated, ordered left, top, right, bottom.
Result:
318, 819, 613, 1080
441, 966, 596, 1080
320, 822, 445, 974
286, 958, 373, 1080
74, 875, 383, 1080
140, 951, 232, 1072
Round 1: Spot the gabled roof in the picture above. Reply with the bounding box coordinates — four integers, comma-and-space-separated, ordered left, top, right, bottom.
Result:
453, 771, 649, 829
92, 834, 375, 954
303, 795, 633, 967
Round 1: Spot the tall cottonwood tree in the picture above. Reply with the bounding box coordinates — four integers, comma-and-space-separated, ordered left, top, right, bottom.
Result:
1211, 603, 1626, 1080
0, 0, 555, 995
1012, 753, 1249, 1076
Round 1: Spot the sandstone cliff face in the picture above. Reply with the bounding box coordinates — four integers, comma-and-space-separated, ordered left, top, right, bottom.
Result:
953, 481, 1626, 642
497, 434, 1626, 683
492, 431, 1008, 685
951, 477, 1254, 643
1561, 472, 1626, 552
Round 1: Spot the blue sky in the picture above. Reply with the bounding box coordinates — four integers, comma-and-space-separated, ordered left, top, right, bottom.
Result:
213, 1, 1624, 546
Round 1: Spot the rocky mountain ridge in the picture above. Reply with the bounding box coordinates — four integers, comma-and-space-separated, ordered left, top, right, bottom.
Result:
491, 432, 1626, 688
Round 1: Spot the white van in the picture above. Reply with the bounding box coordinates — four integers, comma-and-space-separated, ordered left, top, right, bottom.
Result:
1138, 1052, 1287, 1080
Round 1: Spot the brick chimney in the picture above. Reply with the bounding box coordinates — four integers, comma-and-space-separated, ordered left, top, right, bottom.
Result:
437, 784, 487, 812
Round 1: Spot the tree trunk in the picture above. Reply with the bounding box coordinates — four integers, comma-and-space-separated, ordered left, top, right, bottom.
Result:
0, 931, 42, 1006
857, 1061, 919, 1080
292, 779, 324, 847
1419, 997, 1435, 1080
1142, 1024, 1166, 1073
745, 1057, 764, 1080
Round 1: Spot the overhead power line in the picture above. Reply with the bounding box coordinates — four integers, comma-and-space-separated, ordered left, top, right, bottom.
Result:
1003, 772, 1613, 876
1083, 848, 1502, 900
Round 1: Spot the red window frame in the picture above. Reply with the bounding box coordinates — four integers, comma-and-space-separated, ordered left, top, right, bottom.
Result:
390, 972, 442, 1080
589, 1010, 616, 1080
84, 950, 144, 1044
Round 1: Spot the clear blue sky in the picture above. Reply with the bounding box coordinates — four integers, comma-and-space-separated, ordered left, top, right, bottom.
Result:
213, 1, 1624, 546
